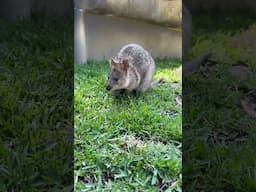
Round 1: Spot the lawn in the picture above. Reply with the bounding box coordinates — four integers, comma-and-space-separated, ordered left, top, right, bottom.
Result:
0, 16, 73, 191
183, 13, 256, 191
74, 59, 182, 191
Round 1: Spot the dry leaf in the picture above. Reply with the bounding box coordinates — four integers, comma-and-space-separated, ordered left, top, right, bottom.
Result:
230, 63, 251, 81
175, 95, 182, 106
240, 95, 256, 118
171, 82, 179, 89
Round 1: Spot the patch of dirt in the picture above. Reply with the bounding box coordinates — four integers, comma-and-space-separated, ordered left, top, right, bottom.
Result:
77, 173, 95, 183
161, 110, 178, 118
157, 179, 178, 192
108, 135, 145, 152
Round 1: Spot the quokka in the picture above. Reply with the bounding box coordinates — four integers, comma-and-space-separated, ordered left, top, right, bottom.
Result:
106, 44, 163, 95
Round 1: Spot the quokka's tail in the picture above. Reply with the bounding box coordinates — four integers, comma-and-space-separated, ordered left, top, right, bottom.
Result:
151, 78, 166, 86
183, 52, 211, 74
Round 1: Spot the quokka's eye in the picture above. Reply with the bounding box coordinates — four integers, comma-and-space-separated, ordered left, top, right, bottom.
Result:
114, 78, 119, 81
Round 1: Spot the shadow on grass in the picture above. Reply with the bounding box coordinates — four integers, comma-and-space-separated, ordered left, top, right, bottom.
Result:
0, 15, 73, 191
108, 89, 151, 107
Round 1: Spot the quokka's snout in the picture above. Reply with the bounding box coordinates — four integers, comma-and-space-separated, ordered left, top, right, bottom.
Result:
106, 85, 112, 91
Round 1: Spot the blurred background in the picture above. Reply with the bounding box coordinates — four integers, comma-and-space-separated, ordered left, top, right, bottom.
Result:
0, 0, 72, 20
0, 1, 74, 191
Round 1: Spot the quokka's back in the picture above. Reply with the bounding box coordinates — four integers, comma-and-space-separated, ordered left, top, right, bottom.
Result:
116, 44, 155, 75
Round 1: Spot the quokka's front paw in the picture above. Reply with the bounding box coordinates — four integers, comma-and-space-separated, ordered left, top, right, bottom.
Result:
130, 90, 142, 98
111, 89, 126, 97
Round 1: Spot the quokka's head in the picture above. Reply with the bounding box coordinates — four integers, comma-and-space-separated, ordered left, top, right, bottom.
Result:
106, 58, 129, 91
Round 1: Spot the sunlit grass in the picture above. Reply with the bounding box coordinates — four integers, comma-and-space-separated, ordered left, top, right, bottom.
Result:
74, 59, 182, 191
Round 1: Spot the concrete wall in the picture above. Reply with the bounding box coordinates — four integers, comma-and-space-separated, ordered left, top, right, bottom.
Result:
0, 0, 73, 20
75, 0, 182, 28
81, 13, 181, 62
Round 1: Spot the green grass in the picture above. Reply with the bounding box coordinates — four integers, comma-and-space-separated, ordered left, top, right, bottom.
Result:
183, 13, 256, 191
0, 16, 73, 191
75, 60, 182, 191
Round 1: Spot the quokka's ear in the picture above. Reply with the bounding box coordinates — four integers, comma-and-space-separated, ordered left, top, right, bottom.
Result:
110, 58, 117, 67
122, 59, 129, 72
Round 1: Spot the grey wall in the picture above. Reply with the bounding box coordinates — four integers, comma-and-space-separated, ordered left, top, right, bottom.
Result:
0, 0, 73, 20
75, 0, 182, 28
81, 13, 181, 62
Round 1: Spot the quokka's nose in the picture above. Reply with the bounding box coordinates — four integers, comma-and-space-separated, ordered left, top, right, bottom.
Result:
106, 85, 111, 91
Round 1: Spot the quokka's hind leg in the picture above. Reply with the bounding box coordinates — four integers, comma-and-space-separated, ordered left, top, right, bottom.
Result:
137, 64, 155, 93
